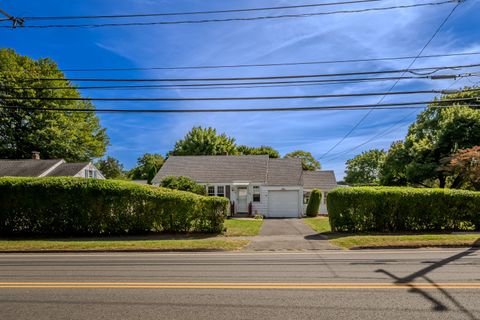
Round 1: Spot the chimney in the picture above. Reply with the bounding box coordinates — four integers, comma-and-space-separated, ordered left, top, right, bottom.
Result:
31, 151, 40, 160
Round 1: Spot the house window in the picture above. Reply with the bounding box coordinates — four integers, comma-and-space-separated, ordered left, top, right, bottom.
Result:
217, 186, 225, 197
85, 169, 94, 178
207, 186, 215, 196
303, 192, 311, 204
253, 186, 260, 202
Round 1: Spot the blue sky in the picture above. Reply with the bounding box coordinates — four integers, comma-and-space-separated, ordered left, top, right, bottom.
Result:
1, 0, 479, 179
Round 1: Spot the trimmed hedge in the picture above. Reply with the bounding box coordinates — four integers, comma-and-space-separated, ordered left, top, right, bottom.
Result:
327, 187, 480, 232
0, 177, 229, 236
306, 189, 322, 217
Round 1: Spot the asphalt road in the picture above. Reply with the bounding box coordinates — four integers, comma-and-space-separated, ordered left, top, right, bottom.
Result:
1, 248, 479, 319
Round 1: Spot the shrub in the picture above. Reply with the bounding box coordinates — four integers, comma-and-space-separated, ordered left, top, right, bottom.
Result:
306, 189, 322, 217
0, 177, 228, 236
327, 187, 480, 232
160, 176, 206, 195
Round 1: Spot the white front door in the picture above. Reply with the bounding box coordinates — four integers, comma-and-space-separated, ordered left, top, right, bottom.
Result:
237, 187, 248, 213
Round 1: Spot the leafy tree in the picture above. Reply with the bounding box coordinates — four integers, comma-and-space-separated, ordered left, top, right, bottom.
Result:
403, 89, 480, 187
160, 176, 206, 195
170, 127, 237, 156
237, 145, 280, 158
96, 156, 125, 179
128, 153, 164, 180
379, 141, 410, 186
441, 146, 480, 191
344, 149, 386, 185
0, 48, 108, 161
306, 189, 322, 217
284, 150, 321, 171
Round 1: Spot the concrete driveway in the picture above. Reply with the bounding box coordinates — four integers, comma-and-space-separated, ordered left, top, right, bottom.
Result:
246, 219, 338, 251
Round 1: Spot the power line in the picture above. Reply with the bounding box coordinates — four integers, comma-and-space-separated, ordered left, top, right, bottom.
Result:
1, 1, 455, 29
8, 63, 480, 83
2, 88, 479, 102
23, 0, 383, 20
318, 0, 464, 160
55, 51, 480, 72
0, 98, 477, 113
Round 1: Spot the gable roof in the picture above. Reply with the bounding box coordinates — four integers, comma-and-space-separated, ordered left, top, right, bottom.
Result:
47, 163, 89, 177
154, 155, 269, 184
0, 159, 63, 177
266, 158, 303, 186
302, 170, 337, 190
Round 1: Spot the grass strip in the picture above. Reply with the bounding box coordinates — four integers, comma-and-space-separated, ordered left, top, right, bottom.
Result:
224, 219, 263, 236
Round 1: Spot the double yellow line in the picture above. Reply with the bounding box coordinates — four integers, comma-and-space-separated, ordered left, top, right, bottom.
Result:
1, 282, 480, 289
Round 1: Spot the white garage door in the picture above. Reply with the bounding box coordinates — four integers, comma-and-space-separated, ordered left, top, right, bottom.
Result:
268, 191, 299, 218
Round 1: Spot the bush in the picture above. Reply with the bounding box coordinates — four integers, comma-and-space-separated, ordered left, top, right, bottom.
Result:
306, 189, 322, 217
327, 187, 480, 232
160, 176, 206, 195
0, 177, 228, 236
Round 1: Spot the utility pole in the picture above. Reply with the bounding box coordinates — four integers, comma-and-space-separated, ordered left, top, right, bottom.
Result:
0, 6, 23, 28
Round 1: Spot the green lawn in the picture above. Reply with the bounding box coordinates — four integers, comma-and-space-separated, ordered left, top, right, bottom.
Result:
0, 239, 249, 252
303, 216, 480, 249
224, 219, 263, 237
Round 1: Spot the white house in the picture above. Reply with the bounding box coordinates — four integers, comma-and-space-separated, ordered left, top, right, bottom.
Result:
152, 155, 337, 218
0, 152, 105, 179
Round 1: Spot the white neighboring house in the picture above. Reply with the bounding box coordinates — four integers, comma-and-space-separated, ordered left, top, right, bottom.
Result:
152, 155, 337, 218
0, 152, 105, 179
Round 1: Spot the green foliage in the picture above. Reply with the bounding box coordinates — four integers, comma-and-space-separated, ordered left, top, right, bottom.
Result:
170, 126, 237, 156
284, 150, 321, 171
95, 156, 125, 179
379, 141, 410, 186
160, 175, 206, 195
237, 145, 280, 158
0, 48, 108, 161
327, 187, 480, 232
344, 149, 386, 185
306, 189, 322, 217
129, 153, 164, 180
0, 177, 228, 235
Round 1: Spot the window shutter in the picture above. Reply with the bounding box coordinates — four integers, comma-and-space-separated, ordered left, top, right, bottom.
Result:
225, 185, 231, 199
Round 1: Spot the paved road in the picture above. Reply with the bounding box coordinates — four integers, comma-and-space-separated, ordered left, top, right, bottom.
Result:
246, 218, 336, 251
1, 248, 480, 319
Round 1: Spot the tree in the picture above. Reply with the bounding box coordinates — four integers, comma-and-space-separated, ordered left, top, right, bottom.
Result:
96, 156, 125, 179
344, 149, 386, 185
0, 48, 109, 161
403, 89, 480, 187
160, 176, 206, 195
170, 127, 237, 156
306, 189, 322, 217
441, 146, 480, 191
284, 150, 321, 171
237, 145, 280, 158
379, 141, 410, 186
128, 153, 164, 180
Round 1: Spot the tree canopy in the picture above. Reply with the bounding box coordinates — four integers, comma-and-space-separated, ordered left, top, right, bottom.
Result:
170, 127, 237, 156
237, 145, 280, 158
95, 156, 125, 179
128, 153, 164, 181
284, 150, 321, 171
0, 48, 109, 161
344, 149, 386, 185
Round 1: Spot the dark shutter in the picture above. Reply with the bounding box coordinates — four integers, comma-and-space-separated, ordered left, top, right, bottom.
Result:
225, 185, 231, 199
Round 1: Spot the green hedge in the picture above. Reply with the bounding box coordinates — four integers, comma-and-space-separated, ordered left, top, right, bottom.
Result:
327, 187, 480, 232
306, 189, 322, 217
0, 177, 229, 236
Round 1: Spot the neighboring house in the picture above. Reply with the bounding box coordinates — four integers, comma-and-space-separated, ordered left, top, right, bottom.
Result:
0, 152, 105, 179
152, 155, 337, 218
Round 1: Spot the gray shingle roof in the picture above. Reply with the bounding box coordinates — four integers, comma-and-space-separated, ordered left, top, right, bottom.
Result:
0, 159, 63, 177
153, 155, 269, 184
266, 158, 303, 186
47, 163, 89, 177
302, 170, 337, 190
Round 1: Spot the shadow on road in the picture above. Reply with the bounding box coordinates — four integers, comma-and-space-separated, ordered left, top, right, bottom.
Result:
376, 238, 480, 319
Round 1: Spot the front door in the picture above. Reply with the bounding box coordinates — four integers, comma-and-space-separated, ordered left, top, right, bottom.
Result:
237, 187, 248, 213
